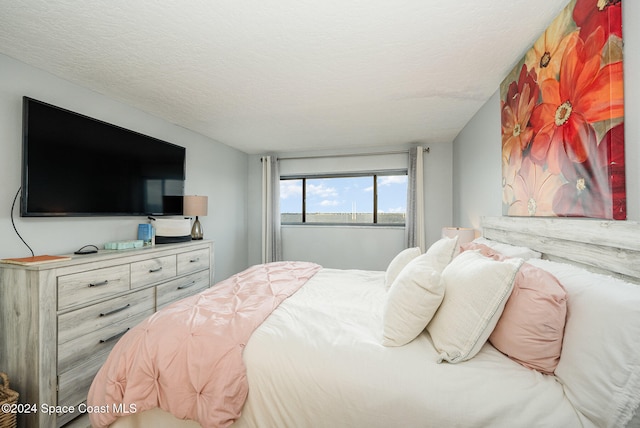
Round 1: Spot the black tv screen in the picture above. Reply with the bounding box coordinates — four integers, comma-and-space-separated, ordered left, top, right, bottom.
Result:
21, 97, 186, 217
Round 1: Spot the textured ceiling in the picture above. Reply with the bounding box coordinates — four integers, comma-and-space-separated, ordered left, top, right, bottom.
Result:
0, 1, 570, 154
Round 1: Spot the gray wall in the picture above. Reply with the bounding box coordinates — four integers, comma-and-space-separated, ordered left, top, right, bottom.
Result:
0, 54, 249, 282
452, 1, 639, 227
247, 143, 453, 270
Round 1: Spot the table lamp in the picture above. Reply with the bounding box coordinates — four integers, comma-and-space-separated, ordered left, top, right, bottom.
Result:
442, 227, 476, 253
183, 195, 208, 240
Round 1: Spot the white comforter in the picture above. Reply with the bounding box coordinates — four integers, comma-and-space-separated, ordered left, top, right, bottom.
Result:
111, 268, 583, 428
234, 268, 581, 428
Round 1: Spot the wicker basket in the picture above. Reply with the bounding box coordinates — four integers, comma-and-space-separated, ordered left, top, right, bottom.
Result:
0, 372, 18, 428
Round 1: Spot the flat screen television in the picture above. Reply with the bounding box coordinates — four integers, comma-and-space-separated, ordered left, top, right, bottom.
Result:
21, 97, 186, 217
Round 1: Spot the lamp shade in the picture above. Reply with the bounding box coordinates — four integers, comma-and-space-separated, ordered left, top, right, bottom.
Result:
183, 195, 208, 217
442, 227, 475, 245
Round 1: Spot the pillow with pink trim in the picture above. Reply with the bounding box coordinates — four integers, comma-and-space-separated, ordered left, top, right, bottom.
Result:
471, 237, 542, 259
459, 242, 505, 260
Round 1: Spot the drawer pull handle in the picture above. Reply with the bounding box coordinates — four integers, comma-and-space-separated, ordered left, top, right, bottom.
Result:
189, 258, 200, 263
100, 328, 130, 343
149, 266, 163, 273
89, 280, 109, 287
177, 281, 196, 290
100, 304, 131, 317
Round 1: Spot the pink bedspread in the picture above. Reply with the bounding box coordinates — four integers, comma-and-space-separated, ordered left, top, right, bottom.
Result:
87, 261, 322, 428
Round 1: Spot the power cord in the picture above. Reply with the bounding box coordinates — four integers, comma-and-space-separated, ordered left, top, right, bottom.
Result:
74, 244, 99, 255
11, 186, 34, 257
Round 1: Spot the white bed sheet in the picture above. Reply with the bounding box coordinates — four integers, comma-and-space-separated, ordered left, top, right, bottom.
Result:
236, 268, 581, 428
110, 268, 582, 428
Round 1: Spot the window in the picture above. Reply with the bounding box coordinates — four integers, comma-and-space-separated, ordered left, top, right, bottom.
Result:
280, 171, 407, 225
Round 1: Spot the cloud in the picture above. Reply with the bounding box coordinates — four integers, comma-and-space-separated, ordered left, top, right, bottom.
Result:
378, 176, 408, 186
365, 175, 407, 192
280, 181, 302, 199
307, 183, 338, 198
320, 200, 340, 207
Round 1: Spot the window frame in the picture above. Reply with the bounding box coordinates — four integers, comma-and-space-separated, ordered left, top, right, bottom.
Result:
280, 169, 408, 226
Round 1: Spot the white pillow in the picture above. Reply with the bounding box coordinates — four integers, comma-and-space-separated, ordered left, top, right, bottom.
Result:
384, 247, 421, 289
427, 250, 523, 363
473, 237, 541, 260
527, 259, 640, 428
382, 253, 444, 346
424, 236, 459, 274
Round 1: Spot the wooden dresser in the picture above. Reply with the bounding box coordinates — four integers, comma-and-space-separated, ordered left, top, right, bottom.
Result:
0, 240, 214, 427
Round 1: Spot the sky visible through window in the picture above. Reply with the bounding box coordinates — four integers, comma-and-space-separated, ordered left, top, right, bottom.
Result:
280, 175, 407, 222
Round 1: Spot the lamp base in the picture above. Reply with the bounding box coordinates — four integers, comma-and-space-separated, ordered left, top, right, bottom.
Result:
191, 216, 204, 240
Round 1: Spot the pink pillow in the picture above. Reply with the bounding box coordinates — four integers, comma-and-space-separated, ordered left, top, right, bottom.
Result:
489, 263, 567, 374
460, 242, 567, 374
459, 242, 505, 260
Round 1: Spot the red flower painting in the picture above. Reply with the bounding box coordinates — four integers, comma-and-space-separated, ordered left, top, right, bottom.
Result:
573, 0, 622, 41
500, 0, 625, 219
501, 64, 539, 170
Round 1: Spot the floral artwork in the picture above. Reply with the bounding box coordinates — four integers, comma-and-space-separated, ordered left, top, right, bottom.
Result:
501, 0, 625, 219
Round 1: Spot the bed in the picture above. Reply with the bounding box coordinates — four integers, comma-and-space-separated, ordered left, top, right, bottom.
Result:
87, 216, 640, 428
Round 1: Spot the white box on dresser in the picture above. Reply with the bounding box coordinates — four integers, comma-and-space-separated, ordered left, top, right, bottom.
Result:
0, 240, 214, 428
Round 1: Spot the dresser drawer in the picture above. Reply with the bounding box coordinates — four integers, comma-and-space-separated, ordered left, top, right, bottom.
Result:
58, 287, 154, 345
130, 255, 176, 288
156, 269, 210, 309
177, 248, 210, 275
57, 351, 110, 409
58, 265, 130, 310
58, 310, 152, 374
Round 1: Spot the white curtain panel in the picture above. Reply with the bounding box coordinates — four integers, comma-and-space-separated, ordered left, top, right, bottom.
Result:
406, 147, 426, 252
261, 156, 282, 263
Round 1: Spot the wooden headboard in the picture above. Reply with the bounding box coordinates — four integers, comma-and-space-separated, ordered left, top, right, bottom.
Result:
481, 216, 640, 284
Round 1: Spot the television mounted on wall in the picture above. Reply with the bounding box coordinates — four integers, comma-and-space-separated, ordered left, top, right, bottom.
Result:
21, 97, 186, 217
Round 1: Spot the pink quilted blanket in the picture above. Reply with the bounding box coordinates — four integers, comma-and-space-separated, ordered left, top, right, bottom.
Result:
87, 261, 322, 428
